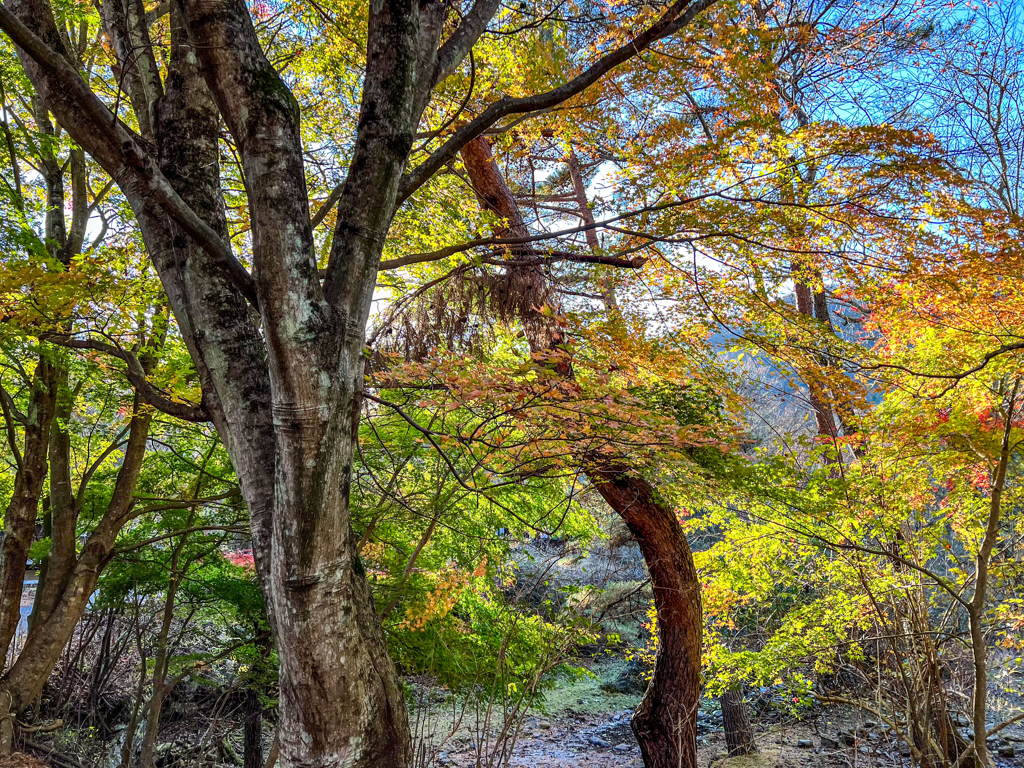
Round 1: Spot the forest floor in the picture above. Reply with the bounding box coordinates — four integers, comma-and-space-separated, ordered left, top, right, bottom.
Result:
13, 542, 1024, 767
427, 657, 1024, 768
422, 539, 1024, 768
13, 640, 1024, 767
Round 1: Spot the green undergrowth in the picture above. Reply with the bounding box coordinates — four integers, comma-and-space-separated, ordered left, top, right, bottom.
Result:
529, 655, 642, 716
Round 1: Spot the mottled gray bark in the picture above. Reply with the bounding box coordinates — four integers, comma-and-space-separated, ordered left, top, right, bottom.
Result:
0, 0, 719, 764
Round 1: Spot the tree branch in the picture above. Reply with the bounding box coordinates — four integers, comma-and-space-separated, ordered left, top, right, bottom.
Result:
115, 522, 247, 554
379, 197, 697, 269
0, 3, 256, 306
396, 0, 720, 203
0, 383, 24, 469
44, 334, 210, 422
429, 0, 501, 91
181, 0, 319, 325
322, 0, 423, 323
380, 247, 646, 271
863, 341, 1024, 397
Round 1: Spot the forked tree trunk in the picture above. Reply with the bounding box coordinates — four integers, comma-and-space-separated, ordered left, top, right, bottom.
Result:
1, 304, 165, 737
152, 7, 414, 764
0, 398, 153, 720
792, 274, 843, 442
460, 135, 703, 768
2, 1, 718, 765
721, 687, 757, 757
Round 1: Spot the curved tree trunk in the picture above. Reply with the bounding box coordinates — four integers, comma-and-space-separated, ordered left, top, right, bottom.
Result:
461, 135, 702, 768
591, 466, 702, 768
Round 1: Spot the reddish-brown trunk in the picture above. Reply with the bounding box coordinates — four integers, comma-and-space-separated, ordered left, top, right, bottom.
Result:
591, 467, 702, 768
793, 277, 841, 441
459, 136, 554, 351
461, 136, 702, 768
566, 149, 617, 310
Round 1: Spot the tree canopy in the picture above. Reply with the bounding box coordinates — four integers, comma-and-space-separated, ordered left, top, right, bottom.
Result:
0, 0, 1021, 767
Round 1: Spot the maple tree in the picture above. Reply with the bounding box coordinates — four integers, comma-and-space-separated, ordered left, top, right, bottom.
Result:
0, 0, 1022, 766
0, 0, 729, 765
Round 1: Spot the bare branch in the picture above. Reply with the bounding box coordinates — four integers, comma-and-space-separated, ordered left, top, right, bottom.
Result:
381, 247, 646, 272
115, 522, 247, 555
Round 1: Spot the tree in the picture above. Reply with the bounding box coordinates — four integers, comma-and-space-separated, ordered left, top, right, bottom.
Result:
0, 38, 196, 744
720, 687, 756, 757
456, 135, 704, 768
0, 0, 723, 764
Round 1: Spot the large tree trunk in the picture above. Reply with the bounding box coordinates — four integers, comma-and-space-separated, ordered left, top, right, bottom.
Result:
263, 404, 411, 767
157, 4, 413, 765
460, 136, 703, 768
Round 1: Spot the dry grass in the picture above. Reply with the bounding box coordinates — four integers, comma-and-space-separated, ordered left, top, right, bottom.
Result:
0, 753, 49, 768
